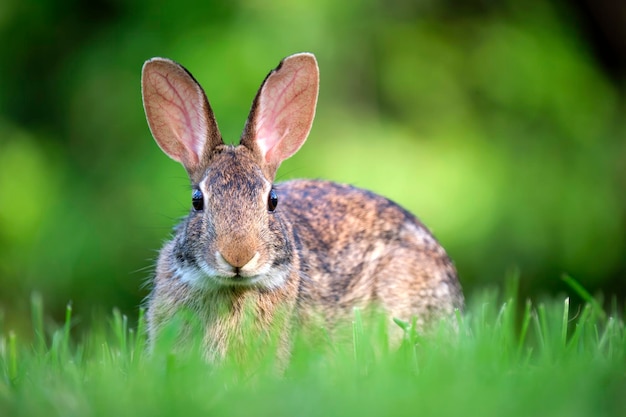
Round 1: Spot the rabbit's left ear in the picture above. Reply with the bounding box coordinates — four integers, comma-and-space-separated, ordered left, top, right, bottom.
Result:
240, 53, 319, 178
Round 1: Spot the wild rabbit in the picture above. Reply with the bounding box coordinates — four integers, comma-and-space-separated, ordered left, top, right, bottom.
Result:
141, 53, 463, 362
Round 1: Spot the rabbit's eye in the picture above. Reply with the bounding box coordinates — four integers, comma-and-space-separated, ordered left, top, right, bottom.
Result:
268, 189, 278, 212
192, 189, 204, 211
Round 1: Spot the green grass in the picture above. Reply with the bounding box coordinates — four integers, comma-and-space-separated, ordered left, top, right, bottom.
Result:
1, 287, 625, 417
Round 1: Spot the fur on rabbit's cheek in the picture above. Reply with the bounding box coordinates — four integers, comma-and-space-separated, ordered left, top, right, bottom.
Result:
175, 263, 217, 290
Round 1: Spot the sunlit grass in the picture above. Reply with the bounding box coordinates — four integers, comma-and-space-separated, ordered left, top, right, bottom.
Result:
1, 284, 624, 417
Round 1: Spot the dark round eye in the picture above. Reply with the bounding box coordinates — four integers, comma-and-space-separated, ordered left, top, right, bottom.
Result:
192, 189, 204, 211
268, 189, 278, 212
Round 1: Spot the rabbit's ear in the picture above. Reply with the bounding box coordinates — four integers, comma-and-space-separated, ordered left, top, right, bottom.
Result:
241, 53, 319, 177
142, 58, 223, 175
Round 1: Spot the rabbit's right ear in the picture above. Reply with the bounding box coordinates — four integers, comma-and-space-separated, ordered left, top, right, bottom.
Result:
142, 58, 223, 177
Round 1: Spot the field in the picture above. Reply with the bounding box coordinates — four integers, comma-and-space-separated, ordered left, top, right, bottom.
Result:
1, 280, 624, 417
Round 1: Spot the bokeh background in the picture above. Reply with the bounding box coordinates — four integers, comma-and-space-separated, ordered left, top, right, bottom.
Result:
1, 0, 624, 332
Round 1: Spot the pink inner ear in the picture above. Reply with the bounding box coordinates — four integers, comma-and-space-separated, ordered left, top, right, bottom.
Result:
153, 72, 205, 162
253, 55, 318, 166
142, 59, 209, 169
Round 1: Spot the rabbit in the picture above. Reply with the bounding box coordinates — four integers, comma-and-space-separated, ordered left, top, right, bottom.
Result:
141, 52, 464, 363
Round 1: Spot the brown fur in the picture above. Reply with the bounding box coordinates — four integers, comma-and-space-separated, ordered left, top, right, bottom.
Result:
141, 53, 463, 363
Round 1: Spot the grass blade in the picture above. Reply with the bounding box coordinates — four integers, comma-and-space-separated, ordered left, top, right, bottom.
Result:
30, 293, 46, 357
561, 297, 569, 348
9, 331, 17, 382
562, 275, 606, 321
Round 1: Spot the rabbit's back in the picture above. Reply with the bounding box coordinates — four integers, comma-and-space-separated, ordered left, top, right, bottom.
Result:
277, 179, 463, 327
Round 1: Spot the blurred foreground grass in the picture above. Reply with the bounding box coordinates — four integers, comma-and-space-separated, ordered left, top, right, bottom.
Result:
0, 283, 624, 417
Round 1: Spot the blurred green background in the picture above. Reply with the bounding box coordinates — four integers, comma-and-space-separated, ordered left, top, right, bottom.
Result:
1, 0, 624, 332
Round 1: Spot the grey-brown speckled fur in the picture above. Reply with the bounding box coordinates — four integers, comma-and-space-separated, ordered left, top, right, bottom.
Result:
142, 53, 463, 363
280, 180, 463, 322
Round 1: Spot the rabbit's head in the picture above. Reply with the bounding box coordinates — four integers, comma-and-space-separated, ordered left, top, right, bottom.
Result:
141, 54, 319, 290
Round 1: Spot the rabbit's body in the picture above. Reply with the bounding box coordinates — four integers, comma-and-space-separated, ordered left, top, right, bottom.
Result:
142, 53, 463, 362
279, 179, 461, 320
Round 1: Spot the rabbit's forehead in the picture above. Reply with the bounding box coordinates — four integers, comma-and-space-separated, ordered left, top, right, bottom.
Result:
199, 149, 270, 198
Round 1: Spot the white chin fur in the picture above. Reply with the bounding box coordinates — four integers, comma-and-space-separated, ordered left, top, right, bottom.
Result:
175, 260, 289, 290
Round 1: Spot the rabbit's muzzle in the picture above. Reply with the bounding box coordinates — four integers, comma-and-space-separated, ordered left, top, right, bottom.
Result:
215, 248, 260, 274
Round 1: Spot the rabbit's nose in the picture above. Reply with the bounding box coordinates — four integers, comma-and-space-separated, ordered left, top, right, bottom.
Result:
217, 248, 257, 270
